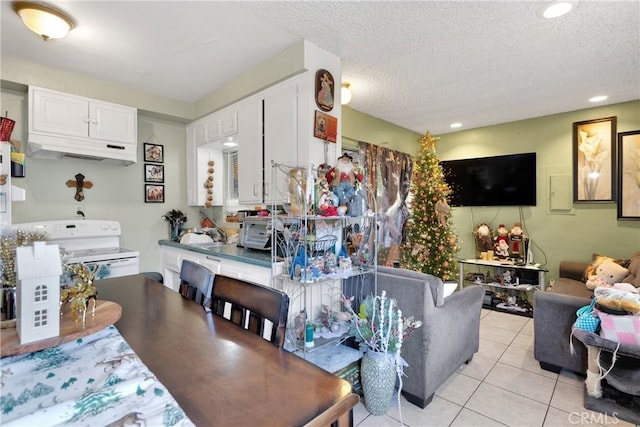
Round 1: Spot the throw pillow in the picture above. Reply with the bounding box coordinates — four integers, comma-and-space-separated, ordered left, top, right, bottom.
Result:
582, 253, 630, 283
622, 252, 640, 288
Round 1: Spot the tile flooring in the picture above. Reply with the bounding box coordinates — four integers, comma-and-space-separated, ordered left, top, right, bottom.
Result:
352, 309, 638, 427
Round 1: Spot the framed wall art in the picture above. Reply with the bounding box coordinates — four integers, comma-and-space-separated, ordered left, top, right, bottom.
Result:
617, 130, 640, 220
315, 69, 335, 112
145, 184, 164, 203
144, 163, 164, 183
314, 110, 338, 143
144, 143, 164, 163
572, 116, 616, 203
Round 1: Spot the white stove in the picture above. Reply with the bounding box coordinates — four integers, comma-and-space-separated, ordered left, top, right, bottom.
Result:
12, 220, 140, 280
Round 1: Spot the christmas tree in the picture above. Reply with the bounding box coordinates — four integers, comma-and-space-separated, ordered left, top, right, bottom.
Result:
401, 132, 460, 281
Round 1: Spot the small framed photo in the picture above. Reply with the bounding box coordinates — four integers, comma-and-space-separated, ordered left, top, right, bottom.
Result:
572, 116, 616, 203
145, 184, 164, 203
144, 143, 164, 163
144, 163, 164, 183
617, 130, 640, 220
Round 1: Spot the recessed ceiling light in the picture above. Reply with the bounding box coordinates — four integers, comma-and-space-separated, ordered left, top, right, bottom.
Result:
589, 95, 608, 103
539, 1, 576, 19
450, 123, 462, 129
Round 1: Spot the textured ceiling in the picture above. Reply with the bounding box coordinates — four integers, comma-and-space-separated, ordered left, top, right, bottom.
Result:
2, 1, 639, 136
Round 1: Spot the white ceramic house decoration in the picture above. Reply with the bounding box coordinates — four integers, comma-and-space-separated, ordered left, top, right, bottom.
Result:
15, 241, 62, 344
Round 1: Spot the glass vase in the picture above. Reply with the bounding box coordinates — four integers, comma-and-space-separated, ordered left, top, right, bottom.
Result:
360, 350, 397, 415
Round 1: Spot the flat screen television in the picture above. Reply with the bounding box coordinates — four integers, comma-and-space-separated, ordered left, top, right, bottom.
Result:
440, 153, 537, 206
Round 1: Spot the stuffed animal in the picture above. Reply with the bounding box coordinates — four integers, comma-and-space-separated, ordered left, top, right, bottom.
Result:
585, 260, 629, 290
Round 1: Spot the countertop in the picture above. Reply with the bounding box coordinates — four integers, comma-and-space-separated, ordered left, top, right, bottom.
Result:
158, 239, 273, 268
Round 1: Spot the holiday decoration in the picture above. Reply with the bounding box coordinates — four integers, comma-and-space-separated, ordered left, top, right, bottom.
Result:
203, 160, 215, 208
401, 132, 460, 281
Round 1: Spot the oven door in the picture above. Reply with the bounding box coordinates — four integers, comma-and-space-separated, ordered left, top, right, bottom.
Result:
83, 257, 140, 280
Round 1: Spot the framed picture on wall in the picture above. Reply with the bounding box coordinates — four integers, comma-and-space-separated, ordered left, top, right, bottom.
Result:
572, 116, 616, 203
617, 130, 640, 220
145, 184, 164, 203
144, 163, 164, 183
144, 143, 164, 163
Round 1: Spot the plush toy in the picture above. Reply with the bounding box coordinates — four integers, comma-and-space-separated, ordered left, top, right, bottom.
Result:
494, 224, 509, 259
585, 260, 629, 290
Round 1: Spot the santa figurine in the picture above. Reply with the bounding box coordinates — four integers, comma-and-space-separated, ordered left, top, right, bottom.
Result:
509, 222, 525, 257
494, 224, 509, 259
325, 153, 364, 209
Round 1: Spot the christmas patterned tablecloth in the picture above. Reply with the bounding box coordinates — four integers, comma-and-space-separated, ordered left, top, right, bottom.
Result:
0, 326, 195, 427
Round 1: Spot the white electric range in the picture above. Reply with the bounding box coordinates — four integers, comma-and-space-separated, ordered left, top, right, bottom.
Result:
12, 220, 140, 280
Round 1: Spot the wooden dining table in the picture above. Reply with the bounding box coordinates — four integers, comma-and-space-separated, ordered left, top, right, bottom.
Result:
95, 274, 359, 426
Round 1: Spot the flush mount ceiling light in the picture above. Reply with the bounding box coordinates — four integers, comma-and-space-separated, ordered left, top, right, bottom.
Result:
539, 0, 577, 19
12, 1, 75, 41
450, 122, 462, 129
341, 83, 352, 105
589, 95, 608, 103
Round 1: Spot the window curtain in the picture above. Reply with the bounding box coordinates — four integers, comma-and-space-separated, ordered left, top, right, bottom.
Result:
358, 142, 413, 264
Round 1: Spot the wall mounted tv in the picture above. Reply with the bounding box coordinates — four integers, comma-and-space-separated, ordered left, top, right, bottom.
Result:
440, 153, 537, 207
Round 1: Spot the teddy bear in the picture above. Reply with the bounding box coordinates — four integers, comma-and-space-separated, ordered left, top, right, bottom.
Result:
585, 260, 629, 290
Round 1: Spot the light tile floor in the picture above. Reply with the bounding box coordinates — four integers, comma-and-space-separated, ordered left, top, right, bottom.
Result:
353, 309, 639, 427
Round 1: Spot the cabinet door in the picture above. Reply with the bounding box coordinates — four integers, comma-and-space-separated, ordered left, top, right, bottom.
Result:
30, 87, 89, 138
237, 98, 263, 204
89, 101, 137, 144
186, 124, 199, 205
196, 144, 224, 206
220, 110, 238, 137
264, 80, 298, 206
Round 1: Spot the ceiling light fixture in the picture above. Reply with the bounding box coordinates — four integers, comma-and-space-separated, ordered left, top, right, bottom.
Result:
589, 95, 608, 103
12, 1, 74, 41
341, 83, 352, 105
450, 123, 462, 129
539, 0, 576, 19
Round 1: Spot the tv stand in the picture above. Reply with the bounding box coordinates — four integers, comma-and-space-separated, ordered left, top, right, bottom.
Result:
458, 259, 548, 317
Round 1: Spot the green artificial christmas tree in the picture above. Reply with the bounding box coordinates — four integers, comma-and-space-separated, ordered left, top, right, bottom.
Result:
401, 132, 460, 281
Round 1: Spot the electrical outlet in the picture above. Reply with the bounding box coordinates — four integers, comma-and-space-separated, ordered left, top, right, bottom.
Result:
75, 205, 84, 217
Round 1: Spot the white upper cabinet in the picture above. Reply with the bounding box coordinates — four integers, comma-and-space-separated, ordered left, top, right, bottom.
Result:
237, 98, 263, 204
30, 86, 136, 144
186, 120, 224, 207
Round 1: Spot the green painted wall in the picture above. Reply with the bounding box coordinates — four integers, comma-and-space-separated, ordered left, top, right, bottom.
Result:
436, 100, 640, 280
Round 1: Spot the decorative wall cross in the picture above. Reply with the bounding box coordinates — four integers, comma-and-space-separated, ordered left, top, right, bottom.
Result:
66, 173, 93, 201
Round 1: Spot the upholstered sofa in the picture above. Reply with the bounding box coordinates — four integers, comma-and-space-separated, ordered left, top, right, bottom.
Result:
533, 253, 640, 374
373, 266, 484, 408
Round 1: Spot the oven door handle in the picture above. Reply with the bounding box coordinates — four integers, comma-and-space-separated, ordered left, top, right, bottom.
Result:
84, 257, 139, 266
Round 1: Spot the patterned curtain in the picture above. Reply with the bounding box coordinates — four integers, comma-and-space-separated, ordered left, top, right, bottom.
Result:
358, 142, 413, 263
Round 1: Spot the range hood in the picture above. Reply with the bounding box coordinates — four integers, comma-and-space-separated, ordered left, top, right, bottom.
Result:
27, 133, 137, 165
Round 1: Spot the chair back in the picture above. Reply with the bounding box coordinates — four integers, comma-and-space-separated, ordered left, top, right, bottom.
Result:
179, 260, 215, 311
211, 274, 289, 347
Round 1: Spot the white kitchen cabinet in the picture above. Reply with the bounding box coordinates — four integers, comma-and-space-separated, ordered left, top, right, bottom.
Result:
237, 77, 300, 205
29, 86, 136, 145
186, 121, 224, 207
237, 98, 263, 204
159, 245, 271, 292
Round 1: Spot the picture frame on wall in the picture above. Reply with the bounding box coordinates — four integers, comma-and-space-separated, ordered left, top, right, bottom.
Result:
617, 130, 640, 220
145, 184, 164, 203
144, 163, 164, 183
572, 116, 616, 203
144, 143, 164, 163
313, 110, 338, 143
315, 69, 335, 112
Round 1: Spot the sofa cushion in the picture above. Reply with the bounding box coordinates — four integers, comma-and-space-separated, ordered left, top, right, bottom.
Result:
376, 266, 445, 307
622, 252, 640, 288
549, 278, 594, 299
582, 253, 630, 282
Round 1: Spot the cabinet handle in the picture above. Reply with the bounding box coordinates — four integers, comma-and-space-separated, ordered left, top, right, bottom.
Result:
205, 256, 221, 262
90, 119, 98, 125
253, 184, 258, 196
82, 117, 90, 124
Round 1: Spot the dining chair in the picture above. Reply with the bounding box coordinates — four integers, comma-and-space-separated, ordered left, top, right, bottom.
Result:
178, 260, 215, 311
211, 274, 290, 347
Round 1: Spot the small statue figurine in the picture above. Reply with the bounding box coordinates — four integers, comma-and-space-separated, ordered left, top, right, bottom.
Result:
509, 222, 525, 258
494, 224, 510, 259
435, 199, 450, 226
325, 153, 364, 209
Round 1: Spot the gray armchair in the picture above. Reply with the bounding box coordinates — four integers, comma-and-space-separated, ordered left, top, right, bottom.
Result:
376, 266, 484, 408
